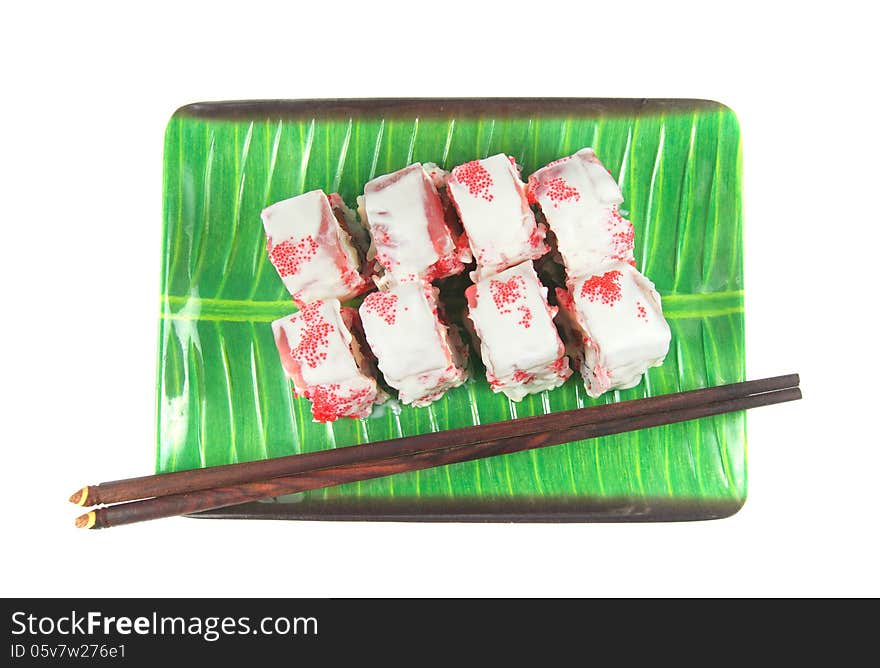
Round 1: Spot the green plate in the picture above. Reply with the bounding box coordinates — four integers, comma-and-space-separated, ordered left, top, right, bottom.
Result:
157, 98, 745, 522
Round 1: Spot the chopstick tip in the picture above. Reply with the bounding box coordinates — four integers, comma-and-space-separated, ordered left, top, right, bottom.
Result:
74, 511, 96, 529
69, 487, 90, 506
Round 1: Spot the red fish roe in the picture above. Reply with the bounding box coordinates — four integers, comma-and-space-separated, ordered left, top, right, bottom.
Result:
512, 369, 535, 383
517, 304, 532, 328
375, 252, 396, 271
636, 301, 648, 322
528, 225, 546, 249
267, 235, 319, 277
363, 291, 399, 326
531, 175, 581, 206
307, 383, 374, 422
452, 160, 494, 201
489, 275, 525, 313
341, 267, 366, 289
607, 206, 635, 261
290, 302, 335, 369
526, 185, 538, 205
551, 356, 568, 373
580, 270, 623, 306
372, 224, 392, 245
544, 156, 570, 169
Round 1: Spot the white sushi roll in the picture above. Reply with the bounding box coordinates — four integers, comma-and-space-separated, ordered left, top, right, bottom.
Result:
262, 190, 369, 306
528, 148, 635, 275
360, 163, 469, 288
447, 154, 548, 281
272, 300, 384, 422
556, 263, 671, 398
465, 261, 571, 401
359, 282, 469, 407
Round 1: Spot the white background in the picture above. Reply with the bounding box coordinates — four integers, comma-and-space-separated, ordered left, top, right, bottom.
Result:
1, 1, 877, 597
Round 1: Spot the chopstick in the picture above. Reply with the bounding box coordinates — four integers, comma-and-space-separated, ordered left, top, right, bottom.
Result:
73, 377, 800, 529
71, 374, 799, 507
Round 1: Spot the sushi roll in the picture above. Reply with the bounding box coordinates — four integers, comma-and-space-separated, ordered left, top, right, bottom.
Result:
555, 263, 671, 398
359, 282, 469, 407
272, 300, 385, 422
447, 154, 548, 280
466, 261, 571, 401
359, 163, 470, 288
528, 148, 635, 275
262, 190, 370, 307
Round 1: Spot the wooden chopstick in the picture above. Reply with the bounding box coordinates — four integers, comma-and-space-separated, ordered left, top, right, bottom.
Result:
71, 374, 799, 507
74, 382, 801, 529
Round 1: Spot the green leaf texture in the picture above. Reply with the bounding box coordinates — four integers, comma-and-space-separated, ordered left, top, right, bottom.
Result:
157, 100, 745, 521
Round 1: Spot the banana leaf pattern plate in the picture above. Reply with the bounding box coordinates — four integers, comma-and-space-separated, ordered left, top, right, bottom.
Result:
158, 98, 745, 522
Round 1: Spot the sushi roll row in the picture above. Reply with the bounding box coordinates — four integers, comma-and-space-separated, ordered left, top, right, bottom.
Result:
528, 149, 671, 398
263, 149, 670, 421
446, 155, 571, 400
265, 164, 471, 422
